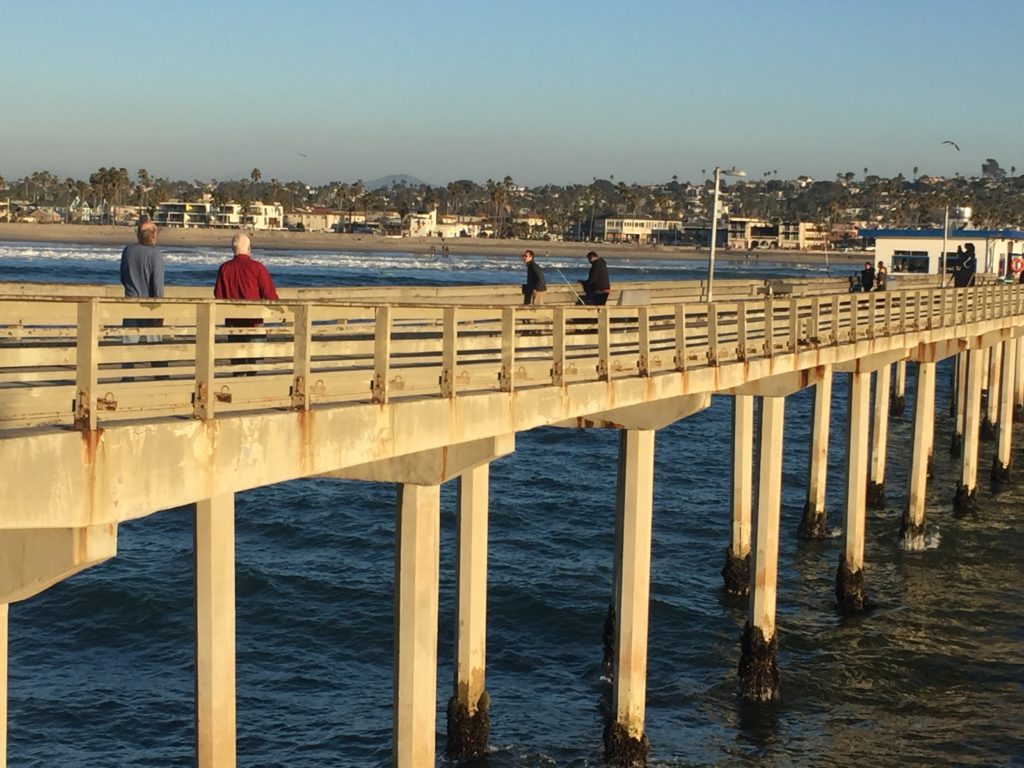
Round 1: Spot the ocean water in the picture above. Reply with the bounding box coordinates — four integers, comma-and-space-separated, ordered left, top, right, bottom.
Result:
2, 242, 1023, 767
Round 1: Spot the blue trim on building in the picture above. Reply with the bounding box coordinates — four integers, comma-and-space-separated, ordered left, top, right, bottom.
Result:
858, 228, 1024, 240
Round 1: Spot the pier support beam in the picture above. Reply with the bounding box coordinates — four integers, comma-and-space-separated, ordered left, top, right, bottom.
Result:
951, 352, 967, 456
605, 429, 654, 766
799, 368, 832, 539
195, 494, 236, 768
1014, 340, 1024, 422
739, 396, 784, 702
447, 465, 491, 760
837, 372, 870, 613
867, 366, 891, 510
1, 603, 6, 768
723, 396, 753, 595
991, 339, 1017, 486
891, 360, 907, 417
981, 345, 1001, 441
327, 435, 514, 764
395, 483, 441, 768
901, 362, 936, 549
955, 349, 984, 514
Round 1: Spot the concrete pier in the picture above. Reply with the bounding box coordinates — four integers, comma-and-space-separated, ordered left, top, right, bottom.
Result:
991, 339, 1017, 485
901, 361, 936, 549
194, 494, 237, 768
867, 366, 891, 510
798, 369, 832, 539
738, 397, 784, 702
954, 349, 984, 514
605, 429, 655, 766
837, 371, 871, 612
723, 396, 754, 594
3, 278, 1024, 764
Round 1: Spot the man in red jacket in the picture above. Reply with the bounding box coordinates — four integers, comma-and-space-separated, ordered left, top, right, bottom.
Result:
214, 232, 279, 372
214, 232, 279, 302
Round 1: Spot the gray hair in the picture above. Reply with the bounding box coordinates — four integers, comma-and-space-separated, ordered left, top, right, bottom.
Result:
231, 232, 251, 255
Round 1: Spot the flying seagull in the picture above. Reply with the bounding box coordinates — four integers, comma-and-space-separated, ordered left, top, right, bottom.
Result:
942, 140, 960, 151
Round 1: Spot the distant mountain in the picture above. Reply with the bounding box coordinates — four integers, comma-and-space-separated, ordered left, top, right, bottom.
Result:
365, 174, 428, 191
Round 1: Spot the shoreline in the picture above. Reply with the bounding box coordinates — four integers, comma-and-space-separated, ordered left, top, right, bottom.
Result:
0, 222, 870, 266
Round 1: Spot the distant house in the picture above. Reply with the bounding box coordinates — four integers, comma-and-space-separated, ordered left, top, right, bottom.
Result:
19, 208, 62, 224
593, 214, 681, 244
406, 209, 438, 237
726, 218, 828, 251
284, 207, 344, 232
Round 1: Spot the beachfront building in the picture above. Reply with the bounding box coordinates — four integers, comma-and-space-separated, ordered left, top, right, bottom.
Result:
726, 218, 829, 251
592, 214, 682, 244
284, 208, 344, 233
406, 209, 437, 237
858, 227, 1024, 275
154, 200, 284, 230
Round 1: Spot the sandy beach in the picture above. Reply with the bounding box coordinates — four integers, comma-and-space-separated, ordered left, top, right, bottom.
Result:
0, 222, 868, 266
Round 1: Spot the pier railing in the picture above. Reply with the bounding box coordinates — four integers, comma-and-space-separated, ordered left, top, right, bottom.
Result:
1, 282, 1019, 431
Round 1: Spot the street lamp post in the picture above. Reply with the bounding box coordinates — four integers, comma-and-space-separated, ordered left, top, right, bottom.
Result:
939, 204, 950, 286
706, 166, 746, 302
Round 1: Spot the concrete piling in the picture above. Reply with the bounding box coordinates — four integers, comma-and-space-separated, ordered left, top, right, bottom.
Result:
954, 349, 984, 514
890, 359, 907, 417
951, 352, 968, 457
867, 366, 891, 510
605, 429, 655, 767
194, 494, 237, 768
394, 483, 441, 768
991, 339, 1016, 486
723, 396, 753, 595
901, 361, 935, 549
739, 397, 784, 702
798, 369, 832, 539
981, 346, 1000, 441
837, 372, 871, 612
447, 465, 491, 760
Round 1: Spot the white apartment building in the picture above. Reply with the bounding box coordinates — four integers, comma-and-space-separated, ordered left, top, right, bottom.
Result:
154, 200, 284, 230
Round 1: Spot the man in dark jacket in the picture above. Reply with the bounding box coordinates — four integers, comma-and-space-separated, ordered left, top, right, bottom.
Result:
953, 242, 977, 287
860, 261, 875, 292
580, 251, 611, 305
521, 249, 546, 305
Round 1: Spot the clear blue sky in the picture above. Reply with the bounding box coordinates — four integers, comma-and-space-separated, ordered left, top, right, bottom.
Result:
3, 0, 1021, 186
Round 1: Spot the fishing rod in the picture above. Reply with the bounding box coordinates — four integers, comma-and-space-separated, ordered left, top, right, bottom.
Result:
552, 264, 584, 304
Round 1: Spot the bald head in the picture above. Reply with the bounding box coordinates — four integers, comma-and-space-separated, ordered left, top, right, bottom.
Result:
231, 232, 251, 255
136, 220, 157, 246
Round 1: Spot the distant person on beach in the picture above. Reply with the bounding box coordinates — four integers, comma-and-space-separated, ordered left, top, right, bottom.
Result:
875, 261, 888, 290
521, 249, 546, 305
860, 261, 875, 292
214, 233, 279, 371
953, 243, 977, 288
579, 251, 610, 305
120, 219, 166, 376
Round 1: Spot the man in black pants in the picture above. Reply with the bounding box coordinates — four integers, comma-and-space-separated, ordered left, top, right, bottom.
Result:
521, 249, 546, 305
579, 251, 611, 305
860, 261, 875, 292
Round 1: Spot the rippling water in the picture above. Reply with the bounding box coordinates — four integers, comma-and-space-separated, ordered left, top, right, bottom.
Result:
3, 242, 1022, 767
